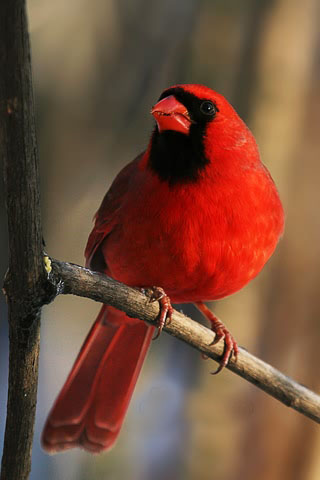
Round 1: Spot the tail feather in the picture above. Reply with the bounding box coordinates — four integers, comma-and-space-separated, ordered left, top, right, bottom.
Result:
42, 305, 153, 453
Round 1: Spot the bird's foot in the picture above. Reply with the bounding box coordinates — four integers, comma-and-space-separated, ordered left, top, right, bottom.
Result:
140, 286, 173, 340
209, 319, 238, 374
195, 301, 238, 374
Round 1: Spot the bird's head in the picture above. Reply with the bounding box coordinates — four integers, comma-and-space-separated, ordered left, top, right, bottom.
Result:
149, 84, 259, 185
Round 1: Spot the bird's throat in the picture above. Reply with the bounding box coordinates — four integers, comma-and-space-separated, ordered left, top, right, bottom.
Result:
148, 128, 209, 185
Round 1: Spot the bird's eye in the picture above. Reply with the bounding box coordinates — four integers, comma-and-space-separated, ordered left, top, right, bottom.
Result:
200, 101, 216, 116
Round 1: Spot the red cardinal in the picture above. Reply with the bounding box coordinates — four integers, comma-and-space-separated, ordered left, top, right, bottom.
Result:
42, 84, 284, 453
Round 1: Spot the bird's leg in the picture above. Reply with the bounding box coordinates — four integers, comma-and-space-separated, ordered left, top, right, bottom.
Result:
195, 301, 238, 374
140, 286, 173, 340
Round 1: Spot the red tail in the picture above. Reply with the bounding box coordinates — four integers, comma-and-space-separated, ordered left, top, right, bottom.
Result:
42, 306, 154, 453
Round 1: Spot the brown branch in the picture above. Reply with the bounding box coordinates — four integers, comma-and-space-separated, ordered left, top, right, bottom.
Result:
50, 258, 320, 424
0, 1, 45, 479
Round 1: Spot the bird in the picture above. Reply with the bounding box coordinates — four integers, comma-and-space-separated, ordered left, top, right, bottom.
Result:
42, 84, 284, 453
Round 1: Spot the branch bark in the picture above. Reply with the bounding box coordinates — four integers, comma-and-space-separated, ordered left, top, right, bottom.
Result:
0, 1, 45, 479
50, 259, 320, 425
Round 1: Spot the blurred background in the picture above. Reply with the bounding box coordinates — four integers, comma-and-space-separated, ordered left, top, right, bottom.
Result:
1, 0, 320, 479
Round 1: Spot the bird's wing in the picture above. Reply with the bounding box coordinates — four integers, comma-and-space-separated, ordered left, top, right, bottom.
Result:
85, 153, 143, 271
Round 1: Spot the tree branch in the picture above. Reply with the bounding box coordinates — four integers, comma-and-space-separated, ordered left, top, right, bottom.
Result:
50, 258, 320, 425
0, 1, 45, 479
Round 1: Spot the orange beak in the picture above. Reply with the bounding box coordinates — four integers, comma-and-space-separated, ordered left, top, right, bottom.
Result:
151, 95, 191, 135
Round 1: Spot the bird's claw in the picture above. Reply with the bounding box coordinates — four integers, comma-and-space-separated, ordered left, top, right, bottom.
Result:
195, 302, 238, 374
140, 286, 173, 340
210, 322, 238, 374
